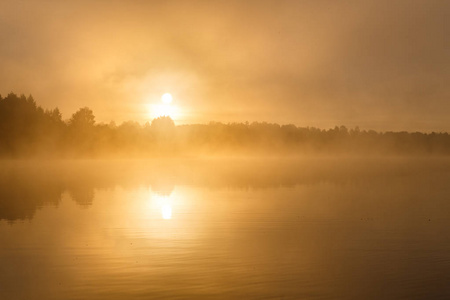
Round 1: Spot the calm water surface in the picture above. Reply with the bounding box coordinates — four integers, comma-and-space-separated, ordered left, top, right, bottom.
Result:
1, 158, 450, 299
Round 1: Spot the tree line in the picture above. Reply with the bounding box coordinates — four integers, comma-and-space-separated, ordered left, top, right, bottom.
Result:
1, 92, 450, 157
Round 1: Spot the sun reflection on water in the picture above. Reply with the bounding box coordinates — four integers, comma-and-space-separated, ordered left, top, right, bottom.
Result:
151, 193, 174, 220
161, 204, 172, 220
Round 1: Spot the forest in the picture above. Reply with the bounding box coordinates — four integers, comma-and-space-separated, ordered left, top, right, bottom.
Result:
1, 93, 450, 157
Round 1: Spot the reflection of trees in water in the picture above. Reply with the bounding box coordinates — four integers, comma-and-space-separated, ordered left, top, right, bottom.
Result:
1, 158, 450, 222
0, 164, 96, 221
68, 186, 95, 208
0, 169, 63, 222
151, 180, 175, 197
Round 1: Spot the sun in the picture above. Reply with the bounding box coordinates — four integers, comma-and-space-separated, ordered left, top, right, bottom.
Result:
148, 92, 182, 120
161, 93, 173, 104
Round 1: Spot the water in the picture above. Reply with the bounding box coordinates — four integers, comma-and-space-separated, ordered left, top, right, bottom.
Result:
1, 158, 450, 299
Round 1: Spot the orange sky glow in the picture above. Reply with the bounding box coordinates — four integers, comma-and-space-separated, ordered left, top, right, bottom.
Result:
1, 0, 449, 131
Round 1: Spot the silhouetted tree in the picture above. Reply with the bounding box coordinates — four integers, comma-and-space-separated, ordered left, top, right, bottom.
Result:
46, 108, 63, 123
69, 107, 95, 127
66, 107, 96, 155
151, 116, 175, 132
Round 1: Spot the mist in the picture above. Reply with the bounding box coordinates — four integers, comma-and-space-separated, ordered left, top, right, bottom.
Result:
2, 2, 450, 299
1, 0, 449, 130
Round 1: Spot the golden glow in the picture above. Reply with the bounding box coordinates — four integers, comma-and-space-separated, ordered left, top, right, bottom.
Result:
149, 104, 181, 120
151, 194, 174, 220
161, 204, 172, 219
161, 93, 173, 104
1, 1, 447, 131
148, 93, 182, 120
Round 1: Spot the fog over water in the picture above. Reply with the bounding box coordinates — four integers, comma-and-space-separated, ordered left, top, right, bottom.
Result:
1, 158, 450, 299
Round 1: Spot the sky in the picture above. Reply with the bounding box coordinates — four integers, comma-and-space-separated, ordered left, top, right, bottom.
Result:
1, 0, 449, 131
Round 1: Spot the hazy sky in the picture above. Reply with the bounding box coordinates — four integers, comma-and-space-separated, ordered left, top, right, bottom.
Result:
1, 0, 449, 131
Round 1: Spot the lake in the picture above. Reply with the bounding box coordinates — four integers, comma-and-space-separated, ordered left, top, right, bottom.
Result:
1, 157, 450, 299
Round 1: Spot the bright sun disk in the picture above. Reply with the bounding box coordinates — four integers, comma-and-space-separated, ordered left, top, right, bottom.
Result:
161, 93, 173, 104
